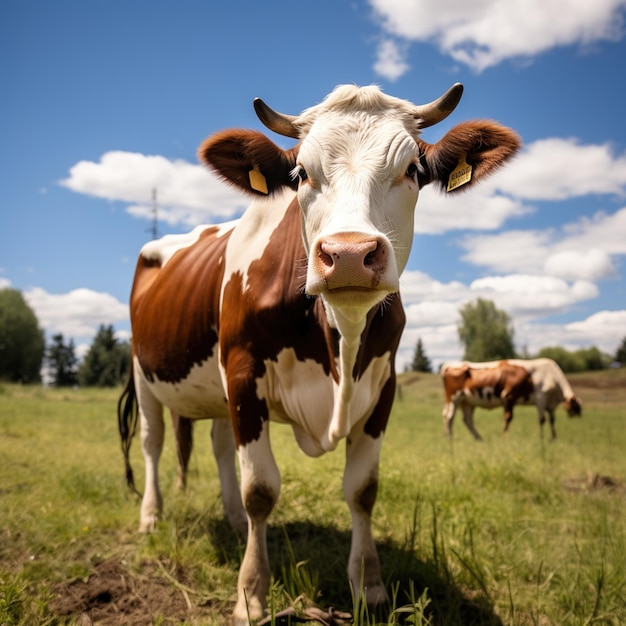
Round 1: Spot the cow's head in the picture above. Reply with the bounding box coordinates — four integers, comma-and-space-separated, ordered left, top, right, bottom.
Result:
199, 84, 520, 322
565, 396, 583, 417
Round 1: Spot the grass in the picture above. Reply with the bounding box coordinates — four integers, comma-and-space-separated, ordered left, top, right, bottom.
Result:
0, 370, 624, 624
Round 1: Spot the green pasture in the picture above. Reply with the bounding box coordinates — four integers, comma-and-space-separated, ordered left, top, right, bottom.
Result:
0, 370, 624, 625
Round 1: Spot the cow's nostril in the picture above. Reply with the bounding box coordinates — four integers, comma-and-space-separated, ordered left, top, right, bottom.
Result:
364, 248, 378, 266
319, 248, 334, 268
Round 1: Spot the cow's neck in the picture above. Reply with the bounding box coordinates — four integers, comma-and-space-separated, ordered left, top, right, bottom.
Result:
320, 304, 368, 452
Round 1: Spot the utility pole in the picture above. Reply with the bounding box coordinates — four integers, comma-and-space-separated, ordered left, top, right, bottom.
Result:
147, 188, 159, 240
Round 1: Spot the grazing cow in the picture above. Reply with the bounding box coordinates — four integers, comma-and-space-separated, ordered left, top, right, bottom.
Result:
441, 361, 534, 440
118, 83, 520, 624
509, 358, 582, 438
441, 358, 582, 440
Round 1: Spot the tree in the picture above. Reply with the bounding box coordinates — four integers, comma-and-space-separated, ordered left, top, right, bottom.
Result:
0, 288, 45, 383
78, 324, 130, 387
575, 346, 607, 371
409, 337, 432, 372
47, 333, 78, 387
615, 337, 626, 366
537, 346, 585, 372
457, 298, 516, 362
536, 345, 609, 372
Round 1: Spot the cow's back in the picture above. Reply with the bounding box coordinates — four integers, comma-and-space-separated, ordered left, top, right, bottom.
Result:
130, 223, 235, 418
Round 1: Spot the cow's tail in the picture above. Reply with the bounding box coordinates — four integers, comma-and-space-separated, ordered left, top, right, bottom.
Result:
117, 370, 141, 496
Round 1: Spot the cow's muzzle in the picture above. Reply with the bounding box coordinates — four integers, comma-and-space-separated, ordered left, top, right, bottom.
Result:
306, 233, 397, 296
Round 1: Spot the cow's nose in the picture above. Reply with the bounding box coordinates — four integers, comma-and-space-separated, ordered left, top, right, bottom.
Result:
317, 236, 387, 289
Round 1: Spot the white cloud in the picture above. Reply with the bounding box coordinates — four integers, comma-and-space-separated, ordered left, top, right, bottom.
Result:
469, 274, 598, 317
544, 248, 616, 281
564, 309, 626, 348
0, 277, 11, 289
415, 185, 531, 234
556, 207, 626, 256
515, 310, 626, 358
369, 0, 626, 74
459, 207, 626, 281
493, 138, 626, 200
60, 151, 249, 226
460, 230, 552, 274
373, 38, 411, 81
24, 287, 128, 340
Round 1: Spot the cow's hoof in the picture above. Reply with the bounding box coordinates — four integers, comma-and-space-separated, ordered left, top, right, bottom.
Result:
139, 516, 158, 533
365, 582, 389, 607
233, 596, 264, 626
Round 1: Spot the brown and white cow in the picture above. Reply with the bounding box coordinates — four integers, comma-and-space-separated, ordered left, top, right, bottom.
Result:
441, 358, 582, 440
118, 84, 520, 624
441, 361, 534, 440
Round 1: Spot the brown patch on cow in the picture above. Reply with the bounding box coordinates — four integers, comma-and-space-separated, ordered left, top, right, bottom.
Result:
357, 478, 379, 516
49, 558, 219, 626
132, 226, 230, 383
244, 483, 277, 521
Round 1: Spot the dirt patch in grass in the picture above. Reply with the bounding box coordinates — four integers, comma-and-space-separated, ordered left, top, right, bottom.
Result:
49, 557, 222, 625
563, 473, 626, 496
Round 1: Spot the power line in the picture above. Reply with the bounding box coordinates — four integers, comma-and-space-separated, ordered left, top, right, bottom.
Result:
147, 188, 160, 240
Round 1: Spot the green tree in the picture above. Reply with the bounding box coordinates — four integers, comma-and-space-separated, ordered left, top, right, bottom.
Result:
0, 288, 44, 383
576, 346, 608, 371
615, 337, 626, 366
78, 324, 130, 387
47, 333, 78, 387
537, 346, 585, 372
409, 337, 432, 372
537, 345, 609, 372
458, 298, 516, 362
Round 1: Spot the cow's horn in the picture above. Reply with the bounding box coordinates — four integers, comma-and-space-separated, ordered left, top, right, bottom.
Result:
413, 83, 464, 128
254, 98, 300, 138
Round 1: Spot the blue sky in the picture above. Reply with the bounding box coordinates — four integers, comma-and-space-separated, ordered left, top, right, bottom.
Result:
2, 0, 626, 370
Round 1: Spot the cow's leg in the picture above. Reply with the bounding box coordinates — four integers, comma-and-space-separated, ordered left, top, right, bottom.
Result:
547, 409, 557, 440
211, 418, 247, 537
442, 400, 456, 437
503, 398, 515, 433
344, 424, 388, 607
135, 368, 165, 532
536, 403, 547, 438
171, 412, 193, 491
461, 404, 482, 441
233, 420, 280, 625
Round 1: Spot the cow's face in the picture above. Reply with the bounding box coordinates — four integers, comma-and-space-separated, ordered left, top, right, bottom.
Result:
565, 396, 582, 417
293, 109, 421, 312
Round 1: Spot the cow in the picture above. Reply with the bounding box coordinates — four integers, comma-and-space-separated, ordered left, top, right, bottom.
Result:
441, 361, 534, 440
117, 83, 520, 624
510, 358, 582, 438
441, 358, 582, 440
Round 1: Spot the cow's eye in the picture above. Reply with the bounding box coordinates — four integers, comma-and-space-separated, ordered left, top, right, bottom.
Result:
406, 163, 418, 179
295, 166, 308, 183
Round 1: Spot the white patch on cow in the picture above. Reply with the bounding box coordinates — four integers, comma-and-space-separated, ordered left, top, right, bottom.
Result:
257, 347, 392, 457
133, 353, 228, 419
140, 220, 238, 267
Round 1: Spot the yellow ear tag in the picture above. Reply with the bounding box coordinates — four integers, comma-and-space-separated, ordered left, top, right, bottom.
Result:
446, 154, 473, 192
248, 165, 268, 195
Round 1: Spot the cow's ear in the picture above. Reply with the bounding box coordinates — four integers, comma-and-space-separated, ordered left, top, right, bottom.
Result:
417, 120, 521, 193
198, 129, 299, 196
